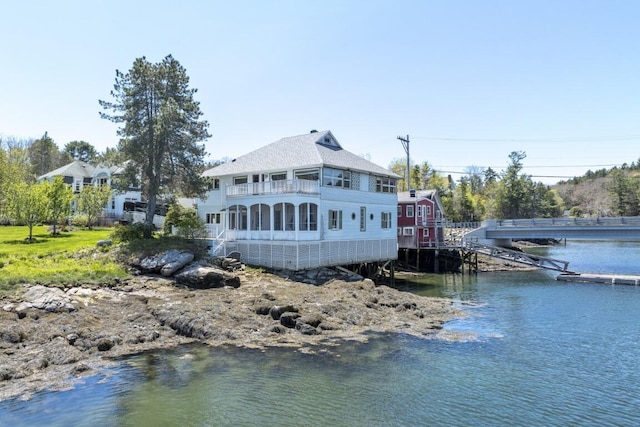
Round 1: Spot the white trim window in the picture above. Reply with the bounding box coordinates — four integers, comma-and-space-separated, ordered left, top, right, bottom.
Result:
376, 176, 396, 193
274, 202, 295, 231
299, 203, 318, 231
329, 209, 343, 230
206, 213, 221, 224
295, 169, 320, 181
323, 168, 351, 188
360, 207, 366, 231
381, 212, 392, 229
406, 205, 414, 217
402, 227, 415, 236
233, 176, 248, 185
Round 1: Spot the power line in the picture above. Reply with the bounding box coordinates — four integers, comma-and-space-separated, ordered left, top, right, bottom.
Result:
412, 135, 640, 142
434, 163, 621, 169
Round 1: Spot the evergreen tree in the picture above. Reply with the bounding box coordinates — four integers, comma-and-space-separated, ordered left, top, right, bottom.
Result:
64, 140, 98, 163
100, 55, 210, 226
491, 151, 535, 219
29, 132, 66, 177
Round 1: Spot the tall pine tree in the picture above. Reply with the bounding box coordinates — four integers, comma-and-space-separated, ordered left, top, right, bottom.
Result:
99, 55, 210, 226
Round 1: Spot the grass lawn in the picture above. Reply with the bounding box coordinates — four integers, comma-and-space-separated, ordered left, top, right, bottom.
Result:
0, 225, 130, 294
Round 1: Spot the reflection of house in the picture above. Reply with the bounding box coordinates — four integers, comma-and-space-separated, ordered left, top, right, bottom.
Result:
38, 160, 141, 220
196, 130, 399, 270
397, 189, 445, 248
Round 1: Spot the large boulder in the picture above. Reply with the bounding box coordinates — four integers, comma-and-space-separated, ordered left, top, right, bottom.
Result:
159, 251, 194, 276
174, 264, 241, 289
12, 285, 77, 313
137, 250, 194, 276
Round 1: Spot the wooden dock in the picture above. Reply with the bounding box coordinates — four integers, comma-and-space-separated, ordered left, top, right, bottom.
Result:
557, 273, 640, 285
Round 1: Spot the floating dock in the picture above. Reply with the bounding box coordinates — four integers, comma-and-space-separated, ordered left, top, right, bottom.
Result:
557, 273, 640, 285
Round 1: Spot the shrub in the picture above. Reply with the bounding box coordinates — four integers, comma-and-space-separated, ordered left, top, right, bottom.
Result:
70, 214, 89, 228
568, 207, 583, 218
163, 204, 208, 239
111, 222, 155, 242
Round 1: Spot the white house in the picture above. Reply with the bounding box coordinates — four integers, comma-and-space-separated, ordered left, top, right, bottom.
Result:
196, 130, 400, 270
38, 160, 142, 221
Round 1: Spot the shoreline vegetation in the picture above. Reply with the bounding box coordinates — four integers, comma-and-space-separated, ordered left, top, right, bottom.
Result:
0, 226, 547, 402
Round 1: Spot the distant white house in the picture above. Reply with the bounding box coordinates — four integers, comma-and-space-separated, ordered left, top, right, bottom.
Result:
196, 130, 400, 270
38, 160, 142, 221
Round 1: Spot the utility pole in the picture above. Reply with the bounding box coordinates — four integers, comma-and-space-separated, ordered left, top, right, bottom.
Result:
397, 135, 410, 191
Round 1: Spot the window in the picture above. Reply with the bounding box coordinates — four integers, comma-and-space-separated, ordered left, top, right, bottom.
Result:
329, 209, 343, 230
426, 206, 432, 215
295, 169, 319, 181
423, 228, 430, 238
233, 176, 248, 185
397, 205, 402, 217
381, 212, 392, 229
206, 178, 219, 191
323, 168, 351, 188
406, 205, 414, 217
402, 227, 414, 236
299, 203, 318, 231
228, 205, 247, 230
206, 213, 221, 224
274, 203, 295, 231
250, 203, 270, 230
418, 205, 426, 218
376, 177, 396, 193
270, 172, 287, 181
360, 207, 366, 231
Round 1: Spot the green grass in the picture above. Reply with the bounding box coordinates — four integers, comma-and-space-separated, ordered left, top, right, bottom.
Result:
0, 225, 130, 295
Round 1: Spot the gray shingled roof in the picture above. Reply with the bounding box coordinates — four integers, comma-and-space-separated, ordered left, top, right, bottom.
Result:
397, 190, 437, 203
38, 160, 95, 181
203, 131, 399, 178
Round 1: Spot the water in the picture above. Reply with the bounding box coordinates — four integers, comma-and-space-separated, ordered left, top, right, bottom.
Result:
3, 240, 640, 426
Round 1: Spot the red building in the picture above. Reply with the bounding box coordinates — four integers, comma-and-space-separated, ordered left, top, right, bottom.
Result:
397, 189, 445, 249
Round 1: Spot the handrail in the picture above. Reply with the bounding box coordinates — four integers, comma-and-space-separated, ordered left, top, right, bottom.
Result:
226, 179, 320, 197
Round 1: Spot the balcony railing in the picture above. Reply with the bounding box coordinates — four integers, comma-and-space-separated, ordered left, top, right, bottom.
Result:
226, 179, 320, 197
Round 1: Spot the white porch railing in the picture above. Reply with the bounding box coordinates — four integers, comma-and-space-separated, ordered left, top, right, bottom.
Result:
226, 179, 320, 197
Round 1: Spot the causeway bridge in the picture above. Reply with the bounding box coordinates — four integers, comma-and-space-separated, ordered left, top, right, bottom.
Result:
442, 216, 640, 273
464, 216, 640, 243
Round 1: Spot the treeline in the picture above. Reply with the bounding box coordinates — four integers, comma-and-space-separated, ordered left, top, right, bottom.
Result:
1, 133, 121, 178
554, 161, 640, 217
389, 150, 640, 221
0, 135, 114, 239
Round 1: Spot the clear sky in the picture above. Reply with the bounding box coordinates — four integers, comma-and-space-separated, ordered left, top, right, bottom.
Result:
2, 0, 639, 185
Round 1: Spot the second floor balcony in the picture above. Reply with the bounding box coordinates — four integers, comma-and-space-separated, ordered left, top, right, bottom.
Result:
226, 179, 320, 197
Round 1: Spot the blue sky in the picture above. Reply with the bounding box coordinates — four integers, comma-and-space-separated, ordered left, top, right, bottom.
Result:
2, 0, 639, 184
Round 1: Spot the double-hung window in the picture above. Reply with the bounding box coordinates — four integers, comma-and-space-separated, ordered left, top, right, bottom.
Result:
329, 209, 343, 230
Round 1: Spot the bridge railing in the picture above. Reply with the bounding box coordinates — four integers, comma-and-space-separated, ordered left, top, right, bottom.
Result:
486, 216, 640, 228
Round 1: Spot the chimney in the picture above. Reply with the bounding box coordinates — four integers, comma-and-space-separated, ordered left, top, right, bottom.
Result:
410, 189, 416, 197
310, 129, 318, 133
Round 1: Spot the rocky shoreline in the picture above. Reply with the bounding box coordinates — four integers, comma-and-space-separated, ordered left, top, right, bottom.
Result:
0, 267, 461, 402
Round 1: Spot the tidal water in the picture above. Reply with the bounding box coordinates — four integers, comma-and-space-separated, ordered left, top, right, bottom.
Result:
2, 240, 640, 426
